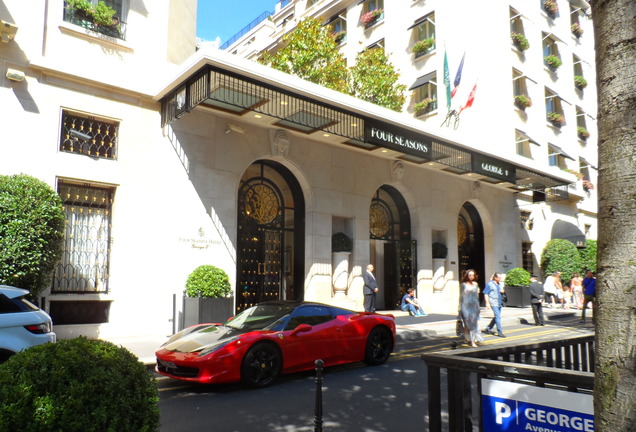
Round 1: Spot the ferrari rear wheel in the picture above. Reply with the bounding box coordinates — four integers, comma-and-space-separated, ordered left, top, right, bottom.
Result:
364, 326, 393, 365
241, 342, 282, 388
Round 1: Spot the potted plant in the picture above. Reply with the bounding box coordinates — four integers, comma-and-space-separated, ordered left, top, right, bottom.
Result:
544, 0, 559, 16
360, 9, 383, 27
414, 98, 436, 115
571, 23, 584, 37
412, 38, 435, 56
547, 112, 565, 126
544, 54, 562, 70
503, 267, 531, 307
333, 30, 346, 44
577, 126, 590, 140
65, 0, 118, 26
574, 75, 588, 89
332, 232, 352, 297
432, 242, 448, 259
514, 95, 533, 110
182, 265, 233, 328
582, 180, 594, 191
511, 32, 530, 51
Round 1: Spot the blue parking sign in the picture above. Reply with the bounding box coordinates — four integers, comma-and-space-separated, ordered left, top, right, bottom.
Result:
481, 379, 594, 431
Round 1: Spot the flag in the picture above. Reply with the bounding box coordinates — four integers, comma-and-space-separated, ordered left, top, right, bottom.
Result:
443, 49, 451, 110
451, 52, 465, 98
458, 83, 477, 115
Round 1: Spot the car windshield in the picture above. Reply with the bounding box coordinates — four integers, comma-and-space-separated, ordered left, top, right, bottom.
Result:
224, 304, 295, 331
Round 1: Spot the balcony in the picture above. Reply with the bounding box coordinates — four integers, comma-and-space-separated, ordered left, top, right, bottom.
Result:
63, 3, 126, 40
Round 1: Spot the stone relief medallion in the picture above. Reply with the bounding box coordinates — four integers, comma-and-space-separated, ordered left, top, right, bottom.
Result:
369, 203, 390, 238
270, 129, 290, 157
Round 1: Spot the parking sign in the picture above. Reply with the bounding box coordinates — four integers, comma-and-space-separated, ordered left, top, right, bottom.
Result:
481, 379, 594, 431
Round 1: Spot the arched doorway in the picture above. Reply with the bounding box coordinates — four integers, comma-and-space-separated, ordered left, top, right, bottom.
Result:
369, 185, 415, 310
236, 160, 305, 312
457, 202, 485, 304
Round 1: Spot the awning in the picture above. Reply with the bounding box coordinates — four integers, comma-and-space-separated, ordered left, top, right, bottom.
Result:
551, 220, 586, 247
549, 144, 575, 160
517, 130, 541, 146
580, 156, 597, 170
409, 72, 436, 90
407, 15, 432, 30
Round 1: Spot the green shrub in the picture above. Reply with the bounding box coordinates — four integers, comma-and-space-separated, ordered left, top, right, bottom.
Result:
504, 267, 531, 287
0, 337, 159, 432
185, 264, 232, 298
579, 239, 597, 273
540, 239, 582, 285
332, 232, 353, 252
432, 242, 448, 259
0, 174, 65, 298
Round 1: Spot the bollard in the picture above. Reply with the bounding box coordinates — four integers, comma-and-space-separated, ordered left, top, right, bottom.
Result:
314, 359, 324, 432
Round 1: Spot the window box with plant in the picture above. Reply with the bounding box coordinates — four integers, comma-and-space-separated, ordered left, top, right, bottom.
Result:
360, 9, 384, 27
544, 0, 558, 16
64, 0, 123, 39
514, 95, 533, 110
582, 180, 594, 191
412, 38, 435, 57
511, 32, 530, 52
577, 126, 590, 140
571, 23, 583, 37
414, 97, 437, 115
333, 30, 346, 44
544, 54, 562, 70
574, 75, 588, 89
547, 112, 565, 127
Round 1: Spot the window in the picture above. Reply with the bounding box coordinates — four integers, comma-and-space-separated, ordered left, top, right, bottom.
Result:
570, 3, 584, 36
573, 55, 587, 89
522, 242, 534, 274
548, 144, 568, 169
366, 38, 384, 53
409, 72, 437, 116
284, 306, 332, 330
512, 68, 531, 109
360, 0, 384, 28
545, 88, 565, 126
579, 158, 591, 181
409, 13, 436, 57
307, 0, 321, 7
60, 110, 119, 159
63, 0, 128, 39
576, 107, 590, 141
53, 181, 114, 293
515, 130, 534, 158
510, 8, 529, 51
327, 12, 347, 44
542, 33, 562, 69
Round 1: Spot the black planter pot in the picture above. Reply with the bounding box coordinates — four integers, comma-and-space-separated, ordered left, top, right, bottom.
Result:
505, 285, 531, 307
182, 296, 234, 329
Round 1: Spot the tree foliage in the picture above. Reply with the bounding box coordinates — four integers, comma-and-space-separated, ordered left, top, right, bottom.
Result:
578, 239, 597, 273
184, 265, 232, 298
0, 174, 65, 297
259, 17, 406, 111
540, 239, 582, 284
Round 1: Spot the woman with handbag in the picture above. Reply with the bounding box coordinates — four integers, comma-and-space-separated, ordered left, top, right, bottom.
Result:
458, 269, 484, 347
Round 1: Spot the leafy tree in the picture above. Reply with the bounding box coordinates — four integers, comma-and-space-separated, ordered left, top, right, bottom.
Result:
258, 17, 349, 93
0, 174, 65, 298
184, 265, 232, 298
539, 239, 581, 285
348, 48, 407, 111
592, 0, 636, 429
259, 18, 406, 111
578, 239, 597, 273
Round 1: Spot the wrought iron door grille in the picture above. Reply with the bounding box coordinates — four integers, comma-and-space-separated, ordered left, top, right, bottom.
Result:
53, 182, 114, 293
60, 110, 118, 160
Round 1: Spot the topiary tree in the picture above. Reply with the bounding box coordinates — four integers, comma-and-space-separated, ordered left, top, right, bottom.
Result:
0, 337, 159, 432
332, 232, 353, 252
504, 267, 531, 287
185, 264, 232, 298
432, 242, 448, 259
540, 239, 582, 285
0, 174, 65, 298
578, 239, 597, 273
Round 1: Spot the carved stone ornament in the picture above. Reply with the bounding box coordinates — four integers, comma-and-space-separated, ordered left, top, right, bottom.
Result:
270, 129, 290, 157
391, 160, 405, 182
471, 181, 481, 199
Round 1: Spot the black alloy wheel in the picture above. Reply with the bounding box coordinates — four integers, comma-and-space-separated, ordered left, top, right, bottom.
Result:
364, 326, 393, 365
241, 342, 282, 388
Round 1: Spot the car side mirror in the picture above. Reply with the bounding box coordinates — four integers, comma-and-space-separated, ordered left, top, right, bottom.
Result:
291, 323, 312, 335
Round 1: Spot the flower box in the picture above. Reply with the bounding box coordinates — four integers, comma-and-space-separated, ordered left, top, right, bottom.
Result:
571, 23, 584, 37
412, 38, 435, 56
360, 9, 384, 27
547, 112, 565, 126
544, 0, 559, 16
511, 32, 530, 51
333, 30, 346, 44
514, 95, 533, 110
582, 180, 594, 191
414, 98, 437, 116
544, 54, 562, 70
577, 127, 590, 139
574, 75, 588, 89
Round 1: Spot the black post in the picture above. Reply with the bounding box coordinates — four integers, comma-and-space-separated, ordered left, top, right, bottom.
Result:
314, 359, 324, 432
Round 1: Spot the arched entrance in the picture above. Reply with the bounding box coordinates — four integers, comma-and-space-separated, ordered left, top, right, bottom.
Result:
236, 160, 305, 312
457, 202, 485, 304
369, 185, 415, 310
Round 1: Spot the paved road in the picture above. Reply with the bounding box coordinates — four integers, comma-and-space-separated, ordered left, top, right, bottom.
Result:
155, 313, 592, 432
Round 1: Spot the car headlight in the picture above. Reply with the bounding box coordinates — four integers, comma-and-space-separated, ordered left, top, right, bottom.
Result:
197, 337, 239, 357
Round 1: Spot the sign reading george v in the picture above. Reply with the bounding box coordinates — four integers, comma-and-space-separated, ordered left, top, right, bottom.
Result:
472, 154, 516, 184
365, 121, 431, 160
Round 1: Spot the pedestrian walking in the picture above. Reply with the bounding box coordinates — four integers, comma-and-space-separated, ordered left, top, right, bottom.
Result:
570, 272, 584, 309
483, 272, 506, 337
458, 269, 483, 347
529, 275, 545, 326
580, 270, 596, 323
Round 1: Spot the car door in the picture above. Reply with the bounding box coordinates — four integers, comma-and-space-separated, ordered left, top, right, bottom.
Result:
279, 305, 338, 372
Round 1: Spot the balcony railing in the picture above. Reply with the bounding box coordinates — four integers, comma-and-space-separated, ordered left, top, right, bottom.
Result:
63, 6, 126, 40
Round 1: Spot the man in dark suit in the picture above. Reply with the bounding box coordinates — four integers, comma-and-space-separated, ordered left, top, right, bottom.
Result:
362, 264, 379, 312
529, 274, 545, 326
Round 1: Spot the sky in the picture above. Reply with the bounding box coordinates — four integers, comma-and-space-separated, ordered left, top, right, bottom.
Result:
196, 1, 280, 47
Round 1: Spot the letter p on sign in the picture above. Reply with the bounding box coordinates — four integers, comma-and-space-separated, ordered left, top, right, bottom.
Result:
495, 402, 512, 424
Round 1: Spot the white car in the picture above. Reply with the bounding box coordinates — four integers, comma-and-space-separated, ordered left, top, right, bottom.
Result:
0, 285, 56, 363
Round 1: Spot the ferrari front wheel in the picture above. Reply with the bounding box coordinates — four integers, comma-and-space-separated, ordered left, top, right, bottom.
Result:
364, 326, 393, 365
241, 342, 282, 388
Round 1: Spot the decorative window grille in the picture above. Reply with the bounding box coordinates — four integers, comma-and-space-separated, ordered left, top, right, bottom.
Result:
53, 182, 114, 293
520, 210, 533, 230
522, 242, 534, 274
60, 110, 119, 159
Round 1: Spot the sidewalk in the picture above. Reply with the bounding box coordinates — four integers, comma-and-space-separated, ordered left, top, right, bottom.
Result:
112, 306, 589, 366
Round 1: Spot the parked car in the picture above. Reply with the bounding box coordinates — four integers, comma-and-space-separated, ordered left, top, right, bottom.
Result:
156, 301, 396, 387
0, 285, 56, 363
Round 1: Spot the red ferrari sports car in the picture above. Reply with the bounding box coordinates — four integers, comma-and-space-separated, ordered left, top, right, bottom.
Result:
156, 301, 396, 387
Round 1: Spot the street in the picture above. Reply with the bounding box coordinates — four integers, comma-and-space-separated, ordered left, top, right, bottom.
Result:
156, 313, 592, 432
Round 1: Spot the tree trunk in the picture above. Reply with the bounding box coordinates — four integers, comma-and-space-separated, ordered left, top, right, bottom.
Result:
592, 1, 636, 430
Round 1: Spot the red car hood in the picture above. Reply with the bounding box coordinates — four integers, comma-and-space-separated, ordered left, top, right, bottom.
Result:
161, 325, 248, 354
